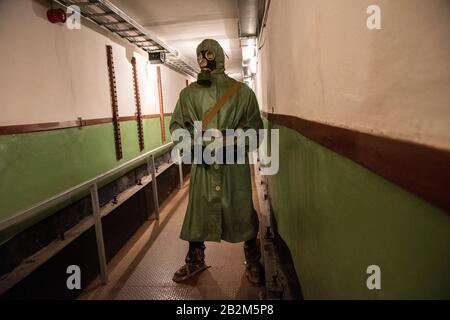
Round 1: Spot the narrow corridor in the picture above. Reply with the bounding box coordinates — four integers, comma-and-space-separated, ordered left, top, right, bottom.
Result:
79, 179, 264, 300
0, 0, 449, 302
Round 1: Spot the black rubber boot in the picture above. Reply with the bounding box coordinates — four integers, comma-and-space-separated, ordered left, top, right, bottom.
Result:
173, 242, 210, 283
244, 238, 264, 285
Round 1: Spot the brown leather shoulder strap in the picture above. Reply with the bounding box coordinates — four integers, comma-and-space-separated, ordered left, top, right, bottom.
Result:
202, 81, 242, 130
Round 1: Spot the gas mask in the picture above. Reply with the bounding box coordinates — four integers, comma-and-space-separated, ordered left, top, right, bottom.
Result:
197, 50, 216, 86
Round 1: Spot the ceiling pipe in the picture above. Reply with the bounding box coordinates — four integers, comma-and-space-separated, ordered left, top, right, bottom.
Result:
237, 0, 259, 38
257, 0, 271, 48
238, 0, 263, 78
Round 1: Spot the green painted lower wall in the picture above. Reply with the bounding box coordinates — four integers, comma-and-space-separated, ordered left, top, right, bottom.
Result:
0, 117, 169, 243
267, 122, 450, 299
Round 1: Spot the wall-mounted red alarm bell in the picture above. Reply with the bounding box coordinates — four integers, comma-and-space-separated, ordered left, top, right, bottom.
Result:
47, 8, 67, 24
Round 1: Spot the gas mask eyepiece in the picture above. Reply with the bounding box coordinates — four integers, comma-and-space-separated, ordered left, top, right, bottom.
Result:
197, 50, 216, 86
198, 50, 216, 71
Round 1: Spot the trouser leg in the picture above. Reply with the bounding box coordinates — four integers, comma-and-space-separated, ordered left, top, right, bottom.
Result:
244, 238, 261, 263
244, 237, 264, 284
185, 241, 205, 264
173, 241, 208, 283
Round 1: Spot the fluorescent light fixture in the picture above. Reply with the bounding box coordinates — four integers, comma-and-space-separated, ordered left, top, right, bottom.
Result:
249, 56, 257, 74
242, 45, 255, 65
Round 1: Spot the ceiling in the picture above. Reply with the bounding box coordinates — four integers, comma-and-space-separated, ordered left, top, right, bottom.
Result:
110, 0, 243, 80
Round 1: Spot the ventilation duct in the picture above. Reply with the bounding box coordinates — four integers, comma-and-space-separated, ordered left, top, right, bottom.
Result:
237, 0, 259, 38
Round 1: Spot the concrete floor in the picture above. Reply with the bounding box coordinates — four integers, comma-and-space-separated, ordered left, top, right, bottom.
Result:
80, 180, 264, 300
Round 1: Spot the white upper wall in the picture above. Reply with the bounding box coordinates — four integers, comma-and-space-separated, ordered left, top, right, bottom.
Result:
134, 54, 160, 116
257, 0, 450, 150
0, 0, 192, 126
160, 65, 188, 113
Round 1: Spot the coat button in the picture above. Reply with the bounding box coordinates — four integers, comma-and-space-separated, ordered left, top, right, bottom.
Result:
215, 185, 221, 192
214, 164, 220, 170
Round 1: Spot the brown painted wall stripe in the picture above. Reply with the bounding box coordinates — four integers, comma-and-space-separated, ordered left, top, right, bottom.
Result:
143, 114, 161, 119
0, 121, 80, 135
83, 117, 113, 126
118, 116, 137, 122
0, 115, 169, 135
263, 112, 450, 213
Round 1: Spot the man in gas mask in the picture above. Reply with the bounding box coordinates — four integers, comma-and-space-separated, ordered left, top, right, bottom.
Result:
169, 39, 264, 284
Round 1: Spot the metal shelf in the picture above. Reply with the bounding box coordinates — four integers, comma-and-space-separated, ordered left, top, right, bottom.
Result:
55, 0, 199, 77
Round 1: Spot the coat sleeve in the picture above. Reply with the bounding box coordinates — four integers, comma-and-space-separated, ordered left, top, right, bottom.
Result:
169, 90, 195, 138
170, 93, 185, 133
244, 89, 263, 132
235, 87, 264, 152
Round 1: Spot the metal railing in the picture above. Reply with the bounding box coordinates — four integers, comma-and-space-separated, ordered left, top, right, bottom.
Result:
0, 142, 181, 284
